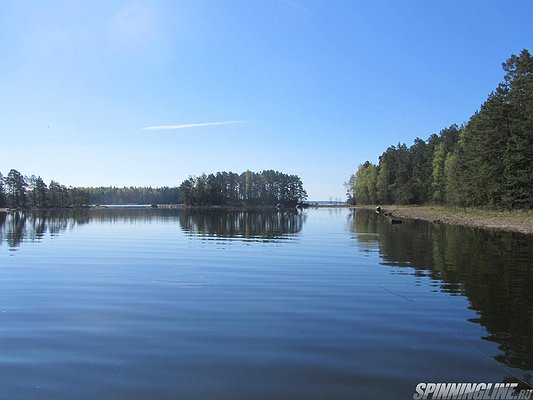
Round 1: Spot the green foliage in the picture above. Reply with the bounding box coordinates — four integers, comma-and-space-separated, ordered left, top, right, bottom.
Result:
443, 152, 463, 206
27, 176, 48, 208
431, 142, 446, 203
376, 160, 391, 204
431, 125, 460, 204
5, 169, 28, 208
352, 162, 378, 204
501, 49, 533, 208
461, 94, 509, 206
348, 49, 533, 209
410, 138, 432, 204
344, 174, 356, 205
179, 170, 307, 207
0, 170, 303, 210
79, 186, 180, 205
48, 181, 70, 208
0, 170, 181, 209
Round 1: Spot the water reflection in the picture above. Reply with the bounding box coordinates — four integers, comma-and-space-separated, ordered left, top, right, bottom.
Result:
0, 211, 69, 249
350, 209, 533, 374
0, 208, 307, 250
178, 208, 306, 241
0, 209, 172, 250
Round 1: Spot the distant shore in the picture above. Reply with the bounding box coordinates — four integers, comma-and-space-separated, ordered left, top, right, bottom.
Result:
355, 205, 533, 235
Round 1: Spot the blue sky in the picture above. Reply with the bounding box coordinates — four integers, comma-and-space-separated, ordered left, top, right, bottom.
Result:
0, 1, 531, 200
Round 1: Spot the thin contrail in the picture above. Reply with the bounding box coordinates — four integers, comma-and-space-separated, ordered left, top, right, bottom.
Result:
143, 120, 247, 130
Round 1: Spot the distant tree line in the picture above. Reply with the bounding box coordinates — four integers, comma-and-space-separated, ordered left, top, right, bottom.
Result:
0, 169, 307, 209
77, 186, 180, 206
179, 170, 307, 206
0, 170, 180, 208
347, 49, 533, 209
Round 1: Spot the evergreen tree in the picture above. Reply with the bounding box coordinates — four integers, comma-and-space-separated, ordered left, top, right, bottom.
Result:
410, 138, 432, 204
178, 170, 306, 206
387, 143, 412, 204
69, 187, 90, 207
48, 180, 69, 208
5, 169, 28, 208
179, 178, 195, 205
462, 93, 509, 206
501, 49, 533, 208
27, 175, 48, 208
347, 50, 531, 209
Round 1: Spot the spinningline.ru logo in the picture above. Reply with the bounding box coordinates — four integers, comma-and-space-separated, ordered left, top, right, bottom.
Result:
413, 383, 532, 400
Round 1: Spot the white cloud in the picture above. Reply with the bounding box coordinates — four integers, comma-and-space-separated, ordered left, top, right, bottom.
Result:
143, 121, 247, 130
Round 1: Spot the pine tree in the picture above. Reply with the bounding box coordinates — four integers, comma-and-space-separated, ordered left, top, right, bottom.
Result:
501, 49, 533, 209
5, 169, 28, 208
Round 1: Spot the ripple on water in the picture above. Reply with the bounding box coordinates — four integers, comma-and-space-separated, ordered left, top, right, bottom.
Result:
0, 208, 532, 399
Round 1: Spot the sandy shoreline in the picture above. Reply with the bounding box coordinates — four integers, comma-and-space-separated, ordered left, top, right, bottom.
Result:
355, 205, 533, 235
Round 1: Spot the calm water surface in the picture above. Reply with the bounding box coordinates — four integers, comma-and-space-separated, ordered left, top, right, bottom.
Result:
0, 208, 532, 399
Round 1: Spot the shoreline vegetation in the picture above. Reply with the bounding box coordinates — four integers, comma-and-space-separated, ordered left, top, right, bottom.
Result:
346, 50, 532, 212
0, 169, 308, 210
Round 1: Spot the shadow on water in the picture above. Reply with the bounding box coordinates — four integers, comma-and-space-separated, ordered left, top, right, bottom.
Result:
350, 209, 533, 378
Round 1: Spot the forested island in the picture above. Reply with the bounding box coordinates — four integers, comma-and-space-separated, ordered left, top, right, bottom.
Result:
0, 169, 307, 209
179, 170, 307, 207
347, 49, 532, 210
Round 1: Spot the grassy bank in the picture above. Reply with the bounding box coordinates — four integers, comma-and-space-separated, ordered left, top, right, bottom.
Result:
356, 205, 533, 235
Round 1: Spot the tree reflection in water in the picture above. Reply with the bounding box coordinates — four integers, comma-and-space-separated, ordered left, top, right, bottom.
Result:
178, 208, 306, 242
350, 209, 533, 379
0, 208, 307, 249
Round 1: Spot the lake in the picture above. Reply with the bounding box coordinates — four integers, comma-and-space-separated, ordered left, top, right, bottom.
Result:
0, 208, 532, 399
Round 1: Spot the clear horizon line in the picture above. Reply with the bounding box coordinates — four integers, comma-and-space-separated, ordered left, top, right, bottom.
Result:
143, 120, 247, 130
